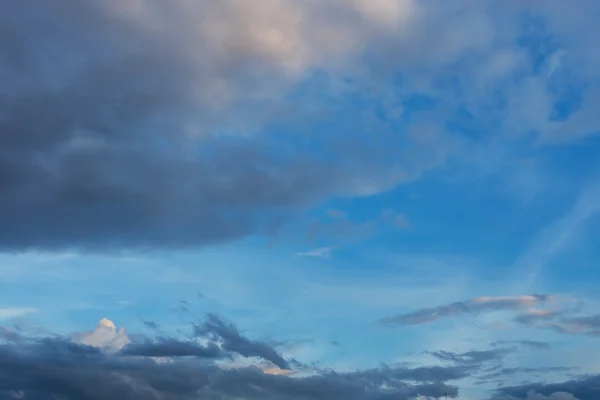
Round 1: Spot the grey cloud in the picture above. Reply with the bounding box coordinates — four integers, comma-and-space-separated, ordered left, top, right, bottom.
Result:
515, 310, 600, 337
341, 364, 473, 385
479, 366, 573, 382
491, 340, 551, 350
120, 338, 221, 358
0, 327, 20, 342
0, 328, 463, 400
194, 313, 290, 370
426, 348, 512, 365
551, 315, 600, 336
141, 320, 160, 331
490, 391, 580, 400
515, 311, 562, 326
4, 0, 596, 251
380, 295, 550, 326
493, 374, 600, 400
0, 0, 459, 252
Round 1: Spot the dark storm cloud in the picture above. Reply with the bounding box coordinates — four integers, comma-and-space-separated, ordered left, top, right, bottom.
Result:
379, 295, 550, 326
0, 326, 464, 400
493, 374, 600, 400
194, 313, 290, 370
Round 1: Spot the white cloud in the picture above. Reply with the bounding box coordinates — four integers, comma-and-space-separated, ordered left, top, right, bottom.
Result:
0, 308, 37, 320
71, 318, 130, 352
294, 247, 333, 259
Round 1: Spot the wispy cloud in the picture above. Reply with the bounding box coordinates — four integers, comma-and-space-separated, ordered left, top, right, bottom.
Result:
512, 183, 600, 293
490, 340, 551, 350
424, 348, 512, 365
380, 295, 551, 327
294, 247, 334, 259
0, 308, 37, 320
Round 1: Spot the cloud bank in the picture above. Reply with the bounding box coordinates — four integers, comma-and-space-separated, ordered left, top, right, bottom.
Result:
3, 0, 600, 250
0, 314, 462, 400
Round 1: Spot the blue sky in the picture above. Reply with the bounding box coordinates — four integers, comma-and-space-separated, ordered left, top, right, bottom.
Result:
2, 1, 600, 399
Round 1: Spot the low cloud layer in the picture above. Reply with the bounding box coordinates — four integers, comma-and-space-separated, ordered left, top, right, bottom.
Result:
491, 391, 581, 400
493, 374, 600, 400
0, 314, 463, 400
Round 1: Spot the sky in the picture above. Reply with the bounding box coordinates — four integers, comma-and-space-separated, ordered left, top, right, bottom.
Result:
1, 1, 600, 399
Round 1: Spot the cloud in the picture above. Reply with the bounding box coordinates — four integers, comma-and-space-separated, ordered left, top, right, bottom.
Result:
479, 367, 573, 384
514, 306, 600, 337
3, 1, 600, 250
0, 0, 448, 252
0, 308, 36, 320
550, 314, 600, 337
425, 348, 512, 365
194, 313, 291, 370
490, 340, 551, 350
141, 320, 161, 331
493, 374, 600, 400
511, 183, 600, 293
514, 309, 562, 326
0, 315, 466, 400
71, 318, 130, 352
326, 209, 347, 220
379, 209, 411, 228
120, 338, 222, 359
490, 391, 581, 400
294, 247, 334, 259
379, 295, 550, 326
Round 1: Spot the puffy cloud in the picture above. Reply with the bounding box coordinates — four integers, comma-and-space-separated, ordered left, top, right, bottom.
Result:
71, 318, 130, 352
